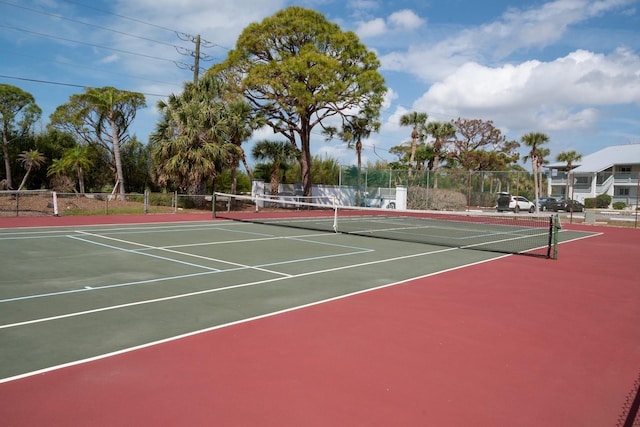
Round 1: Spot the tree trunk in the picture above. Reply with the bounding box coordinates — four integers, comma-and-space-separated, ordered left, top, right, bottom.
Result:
17, 167, 31, 191
532, 156, 539, 213
230, 164, 238, 195
187, 180, 207, 209
356, 139, 362, 206
433, 139, 441, 189
2, 136, 12, 189
78, 166, 85, 194
270, 166, 279, 196
300, 124, 312, 197
409, 128, 418, 176
109, 113, 126, 202
241, 155, 253, 181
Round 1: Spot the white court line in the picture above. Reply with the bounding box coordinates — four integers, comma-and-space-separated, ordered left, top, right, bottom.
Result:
0, 238, 373, 303
0, 231, 602, 383
68, 235, 222, 271
0, 270, 218, 303
0, 251, 506, 384
0, 248, 375, 304
0, 246, 458, 331
73, 230, 291, 278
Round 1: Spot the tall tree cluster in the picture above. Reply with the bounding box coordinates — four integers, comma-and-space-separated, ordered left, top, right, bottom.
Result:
0, 84, 42, 189
0, 6, 582, 202
210, 6, 386, 196
150, 75, 249, 196
49, 87, 146, 200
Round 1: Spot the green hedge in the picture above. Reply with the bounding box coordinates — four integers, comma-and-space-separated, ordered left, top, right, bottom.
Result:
585, 194, 611, 209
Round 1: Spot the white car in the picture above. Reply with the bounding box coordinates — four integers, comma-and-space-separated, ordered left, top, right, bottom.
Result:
496, 193, 535, 213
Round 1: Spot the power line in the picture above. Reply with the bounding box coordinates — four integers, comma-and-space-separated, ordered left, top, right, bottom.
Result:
0, 74, 168, 98
58, 0, 181, 34
0, 48, 183, 89
57, 0, 228, 50
1, 0, 229, 85
0, 1, 184, 50
0, 23, 186, 66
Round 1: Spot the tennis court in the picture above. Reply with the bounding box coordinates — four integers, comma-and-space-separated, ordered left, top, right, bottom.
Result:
0, 211, 639, 426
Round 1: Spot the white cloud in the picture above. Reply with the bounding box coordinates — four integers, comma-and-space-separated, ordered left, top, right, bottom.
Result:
485, 0, 634, 57
380, 0, 635, 82
98, 54, 120, 64
412, 48, 640, 132
388, 10, 425, 30
382, 87, 398, 111
356, 9, 425, 38
356, 18, 387, 38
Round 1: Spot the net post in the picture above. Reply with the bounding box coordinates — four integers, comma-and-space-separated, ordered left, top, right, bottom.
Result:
546, 215, 553, 259
52, 191, 59, 216
553, 214, 561, 260
212, 191, 217, 218
332, 196, 338, 233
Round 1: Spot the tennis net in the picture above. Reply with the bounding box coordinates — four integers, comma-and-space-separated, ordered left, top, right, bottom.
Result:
213, 192, 559, 259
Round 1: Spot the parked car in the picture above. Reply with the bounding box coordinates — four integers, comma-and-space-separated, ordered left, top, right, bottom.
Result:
496, 193, 535, 213
537, 197, 557, 211
549, 199, 585, 212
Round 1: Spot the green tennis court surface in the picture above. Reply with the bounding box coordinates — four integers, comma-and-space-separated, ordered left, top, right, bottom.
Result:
0, 220, 595, 381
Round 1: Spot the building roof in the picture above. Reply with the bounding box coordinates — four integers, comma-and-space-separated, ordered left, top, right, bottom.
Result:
547, 143, 640, 172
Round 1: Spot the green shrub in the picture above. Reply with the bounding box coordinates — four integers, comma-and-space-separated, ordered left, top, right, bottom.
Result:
612, 201, 626, 210
149, 193, 174, 207
128, 193, 144, 203
584, 198, 595, 209
595, 194, 611, 208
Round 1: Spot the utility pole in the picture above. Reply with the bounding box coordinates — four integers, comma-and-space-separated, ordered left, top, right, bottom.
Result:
176, 33, 215, 83
193, 34, 201, 83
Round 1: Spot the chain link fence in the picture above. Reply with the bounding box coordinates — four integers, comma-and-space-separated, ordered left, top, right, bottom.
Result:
338, 167, 543, 210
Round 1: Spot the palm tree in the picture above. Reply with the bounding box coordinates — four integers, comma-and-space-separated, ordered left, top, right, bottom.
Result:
399, 111, 428, 172
223, 99, 258, 195
47, 158, 72, 192
521, 132, 549, 213
61, 145, 93, 194
17, 149, 46, 190
252, 140, 299, 196
536, 147, 551, 198
151, 75, 241, 198
426, 121, 456, 188
414, 142, 434, 171
79, 87, 145, 201
556, 150, 582, 198
337, 115, 380, 206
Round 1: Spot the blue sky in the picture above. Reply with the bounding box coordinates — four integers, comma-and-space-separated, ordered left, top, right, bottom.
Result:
1, 0, 639, 168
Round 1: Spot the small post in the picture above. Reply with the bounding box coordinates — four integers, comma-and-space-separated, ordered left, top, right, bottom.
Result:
553, 214, 561, 260
53, 191, 59, 216
332, 196, 338, 233
211, 189, 216, 218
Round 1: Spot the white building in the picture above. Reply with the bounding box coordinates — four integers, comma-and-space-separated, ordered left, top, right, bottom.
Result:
546, 144, 640, 209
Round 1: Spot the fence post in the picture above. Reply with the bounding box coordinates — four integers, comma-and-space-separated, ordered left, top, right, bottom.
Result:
52, 192, 59, 216
634, 172, 640, 228
395, 185, 407, 210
